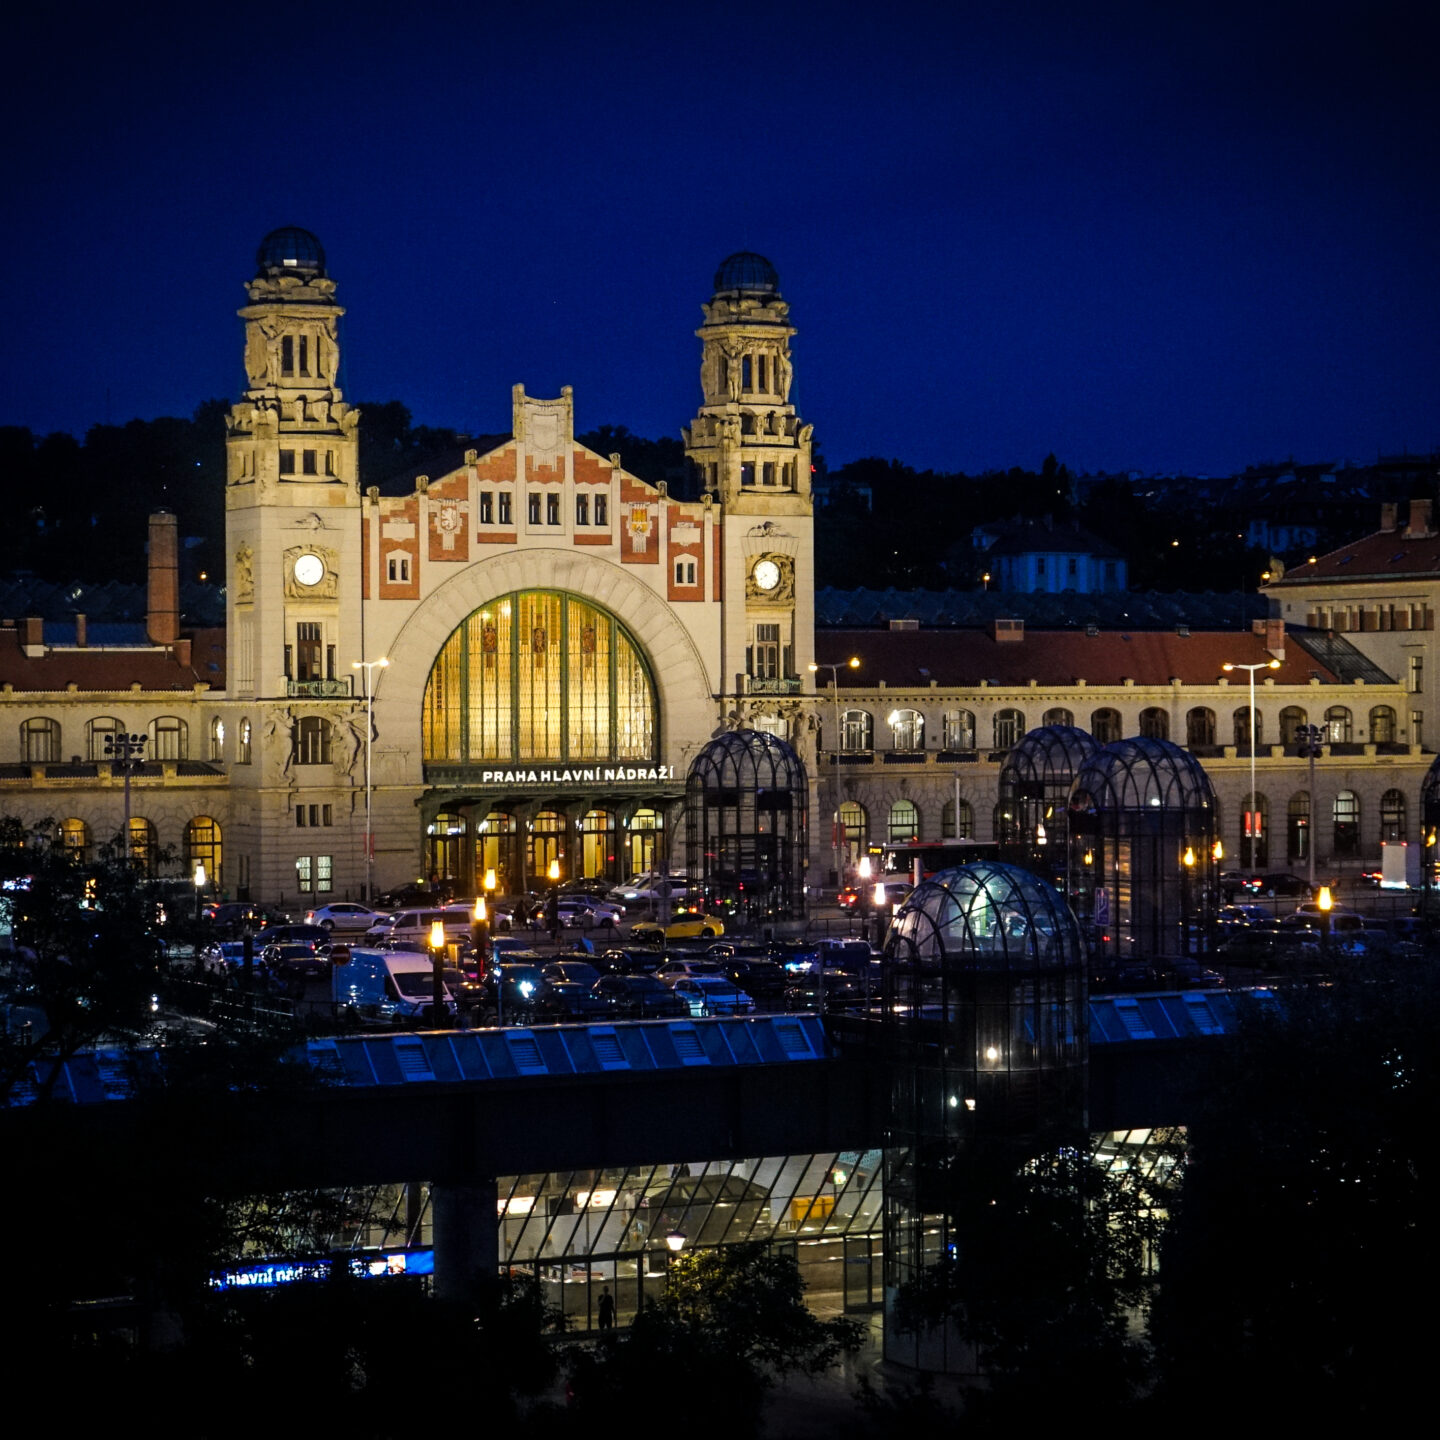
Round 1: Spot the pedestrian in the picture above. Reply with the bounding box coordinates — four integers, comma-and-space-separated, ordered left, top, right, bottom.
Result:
597, 1284, 615, 1331
545, 892, 560, 945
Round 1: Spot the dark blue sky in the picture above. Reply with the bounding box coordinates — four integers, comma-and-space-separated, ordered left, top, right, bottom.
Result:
4, 1, 1436, 476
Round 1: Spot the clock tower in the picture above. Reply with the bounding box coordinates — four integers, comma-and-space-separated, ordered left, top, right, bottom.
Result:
225, 228, 364, 900
683, 252, 815, 707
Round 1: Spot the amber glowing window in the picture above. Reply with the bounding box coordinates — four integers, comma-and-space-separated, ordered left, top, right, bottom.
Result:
423, 590, 655, 765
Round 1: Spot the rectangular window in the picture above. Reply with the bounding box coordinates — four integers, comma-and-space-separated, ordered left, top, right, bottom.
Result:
546, 493, 560, 525
528, 493, 541, 525
281, 336, 294, 376
674, 558, 696, 586
302, 449, 317, 475
594, 494, 607, 526
753, 623, 781, 679
479, 491, 493, 525
279, 450, 296, 475
1409, 654, 1423, 693
757, 354, 768, 391
322, 803, 333, 826
576, 494, 589, 525
295, 855, 313, 892
326, 644, 336, 680
499, 492, 512, 525
325, 451, 336, 476
296, 809, 306, 827
296, 622, 322, 681
762, 462, 775, 486
283, 643, 293, 679
1413, 710, 1423, 746
740, 463, 755, 486
316, 855, 333, 894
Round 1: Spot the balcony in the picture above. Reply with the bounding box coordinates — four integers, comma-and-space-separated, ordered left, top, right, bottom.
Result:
287, 677, 353, 699
749, 677, 802, 696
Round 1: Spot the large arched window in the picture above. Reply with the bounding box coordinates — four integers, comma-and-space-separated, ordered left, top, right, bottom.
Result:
1333, 790, 1360, 856
888, 708, 924, 751
1186, 707, 1216, 748
1233, 707, 1261, 748
838, 801, 868, 872
1138, 707, 1169, 741
1369, 706, 1397, 744
423, 590, 656, 765
1042, 707, 1074, 728
60, 818, 90, 864
127, 817, 158, 875
1325, 706, 1352, 744
993, 709, 1025, 749
840, 709, 873, 752
22, 718, 61, 763
888, 799, 920, 843
581, 808, 618, 879
209, 717, 226, 762
942, 710, 975, 751
942, 797, 975, 839
1287, 791, 1310, 862
87, 716, 124, 762
426, 810, 466, 883
1241, 791, 1269, 869
1279, 706, 1308, 746
529, 809, 568, 885
149, 716, 188, 761
1090, 708, 1122, 744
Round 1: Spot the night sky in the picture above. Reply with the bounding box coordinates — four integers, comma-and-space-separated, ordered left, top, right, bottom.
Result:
4, 1, 1436, 477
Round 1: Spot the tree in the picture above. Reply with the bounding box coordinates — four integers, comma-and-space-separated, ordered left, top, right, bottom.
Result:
563, 1243, 862, 1439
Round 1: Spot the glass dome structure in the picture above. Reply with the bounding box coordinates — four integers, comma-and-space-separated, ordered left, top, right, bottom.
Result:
685, 730, 807, 919
1067, 737, 1219, 970
256, 226, 326, 277
996, 725, 1099, 882
1419, 753, 1440, 908
713, 251, 779, 295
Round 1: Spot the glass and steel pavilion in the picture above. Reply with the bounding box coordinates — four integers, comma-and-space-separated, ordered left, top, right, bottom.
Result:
996, 724, 1099, 885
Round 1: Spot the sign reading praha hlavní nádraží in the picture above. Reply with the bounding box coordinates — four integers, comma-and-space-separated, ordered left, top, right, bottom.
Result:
475, 765, 677, 786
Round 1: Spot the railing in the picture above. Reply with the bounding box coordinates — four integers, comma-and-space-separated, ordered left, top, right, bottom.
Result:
287, 677, 354, 699
748, 677, 803, 695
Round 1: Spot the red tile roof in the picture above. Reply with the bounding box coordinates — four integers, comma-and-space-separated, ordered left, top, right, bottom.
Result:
0, 627, 225, 692
1267, 526, 1440, 586
815, 628, 1340, 688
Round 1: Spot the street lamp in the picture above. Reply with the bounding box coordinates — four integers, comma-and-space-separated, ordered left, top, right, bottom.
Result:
1295, 723, 1325, 893
808, 658, 860, 897
352, 657, 389, 904
428, 917, 448, 1028
193, 860, 206, 922
1222, 659, 1281, 870
103, 730, 148, 858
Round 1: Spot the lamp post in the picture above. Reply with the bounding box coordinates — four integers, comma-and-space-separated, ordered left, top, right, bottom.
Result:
428, 917, 447, 1028
1295, 723, 1325, 893
1222, 659, 1281, 870
193, 860, 206, 923
103, 730, 148, 857
808, 658, 860, 898
352, 657, 389, 904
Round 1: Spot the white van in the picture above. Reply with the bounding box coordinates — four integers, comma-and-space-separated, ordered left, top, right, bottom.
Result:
362, 907, 474, 949
333, 947, 457, 1023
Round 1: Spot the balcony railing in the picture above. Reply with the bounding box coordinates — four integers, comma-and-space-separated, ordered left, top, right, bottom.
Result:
749, 677, 803, 695
287, 677, 354, 699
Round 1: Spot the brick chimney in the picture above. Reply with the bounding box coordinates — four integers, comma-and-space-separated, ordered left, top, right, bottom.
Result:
147, 510, 180, 646
1265, 617, 1285, 660
75, 613, 86, 647
1405, 499, 1433, 539
1381, 502, 1398, 531
22, 616, 44, 658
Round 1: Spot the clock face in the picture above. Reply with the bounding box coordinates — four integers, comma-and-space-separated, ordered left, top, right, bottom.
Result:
293, 553, 324, 587
753, 559, 781, 592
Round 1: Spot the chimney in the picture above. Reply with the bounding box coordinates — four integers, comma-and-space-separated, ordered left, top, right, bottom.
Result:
1265, 617, 1285, 660
22, 616, 44, 658
147, 510, 180, 646
1381, 502, 1398, 531
989, 617, 1025, 643
175, 637, 193, 667
75, 613, 86, 647
1405, 499, 1433, 539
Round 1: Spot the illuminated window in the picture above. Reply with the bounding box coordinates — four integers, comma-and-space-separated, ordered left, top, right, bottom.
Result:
149, 716, 188, 761
186, 816, 222, 881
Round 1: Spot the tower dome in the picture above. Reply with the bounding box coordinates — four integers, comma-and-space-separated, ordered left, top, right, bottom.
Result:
713, 251, 779, 296
256, 226, 327, 278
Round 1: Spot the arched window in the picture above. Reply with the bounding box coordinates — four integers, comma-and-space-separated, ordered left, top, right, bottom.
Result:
1380, 788, 1406, 843
149, 715, 188, 761
21, 718, 61, 763
426, 809, 466, 883
1233, 707, 1261, 748
1333, 790, 1360, 856
627, 806, 663, 875
993, 709, 1026, 749
87, 716, 124, 762
209, 717, 226, 762
1090, 708, 1122, 744
942, 709, 975, 751
1186, 707, 1216, 748
1138, 707, 1169, 741
1287, 791, 1310, 862
942, 797, 975, 839
840, 709, 873, 752
529, 809, 568, 885
185, 817, 222, 882
838, 801, 868, 872
888, 799, 920, 843
477, 809, 519, 894
888, 708, 924, 751
59, 818, 90, 864
1278, 706, 1307, 746
1042, 707, 1074, 727
127, 817, 157, 875
238, 718, 252, 764
423, 590, 656, 765
1325, 706, 1352, 744
1242, 791, 1269, 869
292, 716, 332, 765
581, 808, 618, 879
1369, 706, 1397, 744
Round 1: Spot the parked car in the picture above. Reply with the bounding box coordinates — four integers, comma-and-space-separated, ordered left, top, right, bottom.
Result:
253, 923, 329, 951
783, 972, 868, 1012
263, 942, 331, 979
721, 958, 788, 1001
591, 973, 689, 1018
594, 947, 668, 976
1253, 873, 1313, 898
630, 912, 725, 942
669, 975, 754, 1016
655, 958, 725, 982
305, 902, 382, 933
